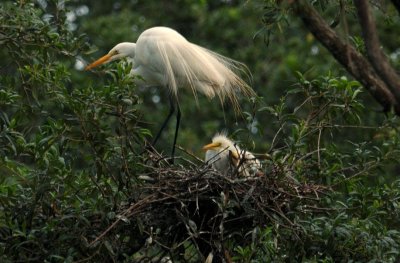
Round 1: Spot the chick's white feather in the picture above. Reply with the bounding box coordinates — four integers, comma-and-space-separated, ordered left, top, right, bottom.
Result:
204, 133, 261, 177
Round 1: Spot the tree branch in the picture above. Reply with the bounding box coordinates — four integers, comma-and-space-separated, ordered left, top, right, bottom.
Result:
354, 0, 400, 109
294, 1, 399, 114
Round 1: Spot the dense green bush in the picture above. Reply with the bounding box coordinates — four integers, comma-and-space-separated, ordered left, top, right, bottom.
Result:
1, 0, 400, 262
1, 2, 148, 261
233, 72, 400, 262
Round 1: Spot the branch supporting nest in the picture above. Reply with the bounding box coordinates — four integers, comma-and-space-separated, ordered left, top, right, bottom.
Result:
88, 151, 328, 261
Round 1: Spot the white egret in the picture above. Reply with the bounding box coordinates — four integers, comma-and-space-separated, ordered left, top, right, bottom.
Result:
85, 26, 255, 162
203, 133, 262, 177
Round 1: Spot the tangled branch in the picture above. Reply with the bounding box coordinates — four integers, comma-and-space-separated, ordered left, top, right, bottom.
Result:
87, 150, 328, 261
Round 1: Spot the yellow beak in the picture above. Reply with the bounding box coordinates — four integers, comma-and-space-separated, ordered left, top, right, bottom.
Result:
230, 150, 239, 160
202, 142, 221, 151
85, 54, 112, 70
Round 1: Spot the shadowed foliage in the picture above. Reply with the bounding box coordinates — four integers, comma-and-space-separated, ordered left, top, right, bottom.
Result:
1, 0, 400, 262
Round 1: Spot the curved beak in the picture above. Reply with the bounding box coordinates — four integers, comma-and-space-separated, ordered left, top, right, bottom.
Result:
85, 54, 113, 70
202, 142, 221, 151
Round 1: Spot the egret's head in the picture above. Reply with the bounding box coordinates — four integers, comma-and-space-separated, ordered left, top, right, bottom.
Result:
202, 133, 239, 159
203, 133, 262, 177
85, 42, 136, 70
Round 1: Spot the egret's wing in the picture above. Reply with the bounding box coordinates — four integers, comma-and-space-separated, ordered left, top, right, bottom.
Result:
240, 151, 262, 177
135, 27, 255, 113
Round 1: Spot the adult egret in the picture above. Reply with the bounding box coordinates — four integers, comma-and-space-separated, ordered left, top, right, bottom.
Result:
85, 26, 255, 162
203, 133, 262, 177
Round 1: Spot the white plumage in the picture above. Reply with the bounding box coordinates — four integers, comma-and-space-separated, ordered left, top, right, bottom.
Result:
203, 133, 262, 177
85, 27, 256, 162
86, 26, 255, 112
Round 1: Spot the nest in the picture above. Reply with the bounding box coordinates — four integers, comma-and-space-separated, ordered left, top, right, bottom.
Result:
89, 149, 327, 262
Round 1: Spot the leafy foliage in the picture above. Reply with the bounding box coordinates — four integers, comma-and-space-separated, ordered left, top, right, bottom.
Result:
228, 71, 400, 262
1, 1, 147, 261
1, 0, 400, 262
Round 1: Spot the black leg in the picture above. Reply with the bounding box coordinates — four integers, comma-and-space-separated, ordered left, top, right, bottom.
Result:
153, 98, 175, 146
170, 103, 181, 163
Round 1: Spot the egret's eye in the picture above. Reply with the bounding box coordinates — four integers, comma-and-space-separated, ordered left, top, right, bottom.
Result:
110, 50, 119, 56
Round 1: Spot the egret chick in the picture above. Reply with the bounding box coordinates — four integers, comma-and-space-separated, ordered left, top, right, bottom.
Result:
203, 133, 262, 177
85, 26, 255, 163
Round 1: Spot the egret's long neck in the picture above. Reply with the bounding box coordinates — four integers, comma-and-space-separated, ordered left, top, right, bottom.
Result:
124, 42, 136, 58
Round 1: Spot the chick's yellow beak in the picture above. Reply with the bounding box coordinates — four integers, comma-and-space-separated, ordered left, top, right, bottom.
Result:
202, 142, 221, 151
85, 53, 112, 70
230, 150, 239, 160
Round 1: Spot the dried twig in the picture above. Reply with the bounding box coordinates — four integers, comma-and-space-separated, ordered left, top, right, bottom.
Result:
87, 152, 329, 260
